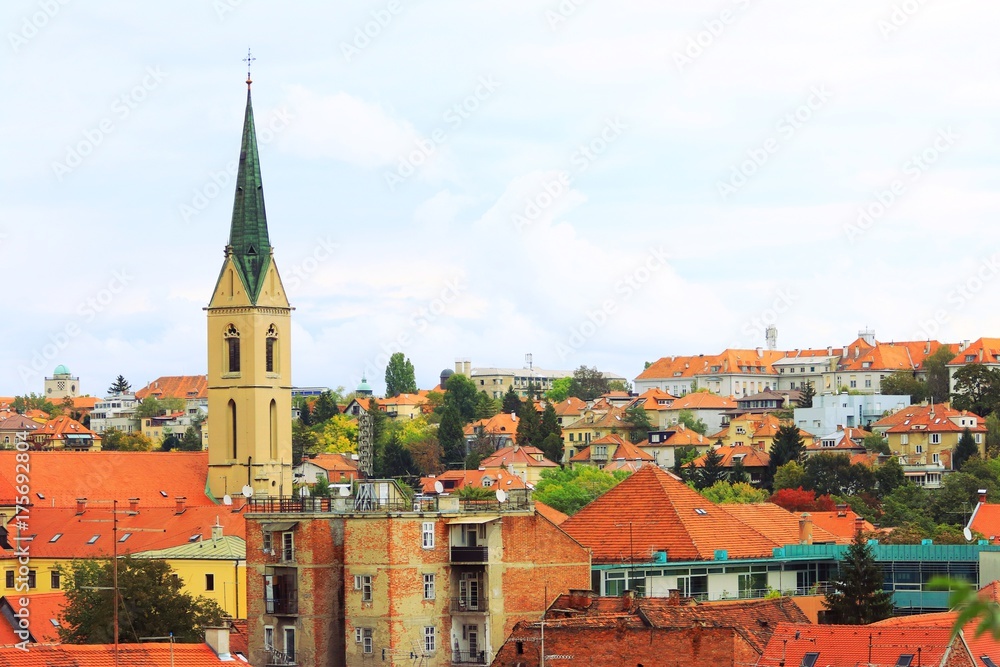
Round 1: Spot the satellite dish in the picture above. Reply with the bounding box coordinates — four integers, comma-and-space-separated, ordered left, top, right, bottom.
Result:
338, 486, 350, 497
241, 485, 254, 498
964, 526, 973, 542
496, 489, 507, 503
222, 494, 232, 506
434, 481, 444, 494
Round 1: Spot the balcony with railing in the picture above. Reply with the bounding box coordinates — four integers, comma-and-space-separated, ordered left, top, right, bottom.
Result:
450, 545, 489, 563
450, 596, 488, 613
247, 487, 532, 515
453, 650, 488, 665
265, 593, 298, 615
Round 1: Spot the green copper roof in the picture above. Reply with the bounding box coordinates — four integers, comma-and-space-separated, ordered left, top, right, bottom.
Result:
134, 535, 246, 561
228, 87, 271, 304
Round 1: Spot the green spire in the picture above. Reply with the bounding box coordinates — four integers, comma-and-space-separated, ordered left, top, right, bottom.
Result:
228, 86, 271, 304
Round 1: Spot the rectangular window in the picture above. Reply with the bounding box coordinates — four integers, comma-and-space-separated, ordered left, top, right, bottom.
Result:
738, 572, 766, 598
266, 338, 276, 373
27, 570, 35, 589
206, 574, 215, 591
227, 338, 240, 373
282, 532, 294, 562
931, 433, 941, 445
283, 627, 295, 662
977, 433, 983, 444
4, 571, 13, 588
916, 445, 923, 454
932, 453, 940, 464
355, 628, 363, 644
422, 522, 435, 549
900, 434, 908, 445
423, 573, 435, 600
424, 626, 436, 653
355, 574, 373, 602
262, 531, 272, 554
50, 570, 60, 589
264, 626, 274, 650
363, 628, 373, 654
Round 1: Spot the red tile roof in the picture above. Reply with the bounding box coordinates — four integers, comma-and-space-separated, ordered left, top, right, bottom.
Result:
657, 427, 711, 447
808, 510, 875, 541
135, 375, 208, 401
463, 413, 518, 441
949, 338, 1000, 366
550, 397, 588, 417
480, 445, 558, 469
1, 504, 245, 560
0, 451, 215, 507
0, 592, 66, 643
883, 404, 986, 434
560, 466, 778, 563
757, 622, 956, 667
0, 643, 237, 665
570, 434, 654, 463
36, 415, 97, 439
970, 502, 1000, 543
418, 468, 526, 495
720, 504, 841, 545
535, 501, 569, 526
301, 453, 358, 476
666, 392, 738, 410
690, 445, 770, 469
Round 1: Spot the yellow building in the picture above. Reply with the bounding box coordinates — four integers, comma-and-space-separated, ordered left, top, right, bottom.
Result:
877, 404, 986, 487
709, 413, 815, 451
207, 81, 293, 500
562, 406, 627, 453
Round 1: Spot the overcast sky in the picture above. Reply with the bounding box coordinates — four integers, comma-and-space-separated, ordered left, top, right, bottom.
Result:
2, 1, 998, 397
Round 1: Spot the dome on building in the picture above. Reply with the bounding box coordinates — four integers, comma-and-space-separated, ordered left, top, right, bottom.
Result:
440, 368, 455, 387
53, 364, 70, 376
356, 376, 373, 397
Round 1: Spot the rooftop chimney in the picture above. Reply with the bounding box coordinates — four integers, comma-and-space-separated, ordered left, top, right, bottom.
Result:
836, 503, 848, 518
175, 497, 187, 515
212, 518, 224, 541
128, 498, 139, 514
75, 498, 86, 515
204, 627, 231, 659
980, 489, 988, 505
799, 513, 813, 545
854, 515, 865, 535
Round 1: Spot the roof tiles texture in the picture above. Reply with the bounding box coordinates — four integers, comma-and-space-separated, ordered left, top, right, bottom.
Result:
758, 622, 957, 667
135, 375, 208, 400
0, 643, 235, 666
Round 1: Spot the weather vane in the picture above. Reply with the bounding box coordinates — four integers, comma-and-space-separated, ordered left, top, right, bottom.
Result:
243, 48, 256, 87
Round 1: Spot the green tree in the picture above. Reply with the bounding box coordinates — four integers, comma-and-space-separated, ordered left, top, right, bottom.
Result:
695, 446, 727, 491
863, 432, 889, 455
803, 453, 876, 497
135, 396, 186, 419
929, 472, 982, 525
986, 412, 1000, 458
438, 406, 466, 465
954, 428, 979, 471
532, 466, 630, 515
772, 460, 807, 491
880, 482, 933, 531
767, 424, 806, 486
474, 392, 499, 420
540, 402, 562, 442
729, 458, 750, 484
160, 434, 181, 451
880, 371, 927, 403
823, 531, 894, 624
292, 421, 320, 467
622, 404, 652, 444
384, 352, 417, 397
59, 557, 225, 644
313, 414, 359, 453
567, 366, 609, 401
312, 474, 331, 497
443, 374, 479, 423
540, 432, 564, 464
545, 378, 572, 403
298, 401, 314, 427
875, 457, 904, 494
952, 364, 1000, 417
607, 379, 632, 393
515, 397, 542, 448
502, 385, 522, 415
700, 480, 769, 504
924, 346, 956, 404
100, 428, 154, 452
796, 381, 816, 408
676, 409, 707, 435
673, 446, 699, 479
313, 390, 340, 423
377, 431, 417, 478
108, 375, 131, 395
12, 393, 62, 416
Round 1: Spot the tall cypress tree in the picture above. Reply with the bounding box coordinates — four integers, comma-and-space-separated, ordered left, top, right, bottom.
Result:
767, 424, 805, 487
516, 397, 542, 447
438, 406, 466, 466
540, 402, 562, 441
502, 385, 521, 415
697, 445, 726, 490
823, 530, 893, 624
954, 427, 979, 471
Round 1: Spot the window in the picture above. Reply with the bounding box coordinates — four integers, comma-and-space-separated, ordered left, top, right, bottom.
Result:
422, 522, 435, 549
4, 571, 12, 588
738, 572, 766, 598
362, 628, 373, 654
281, 532, 294, 562
423, 573, 435, 600
49, 533, 62, 543
283, 627, 295, 662
27, 570, 35, 589
932, 453, 940, 464
977, 433, 984, 444
355, 574, 373, 602
900, 434, 909, 445
865, 379, 872, 388
897, 656, 914, 667
51, 570, 60, 589
206, 574, 215, 591
264, 626, 274, 650
916, 445, 923, 454
225, 324, 240, 373
87, 534, 100, 544
262, 531, 273, 554
931, 433, 941, 445
424, 626, 436, 653
802, 653, 820, 667
849, 380, 857, 388
266, 324, 278, 373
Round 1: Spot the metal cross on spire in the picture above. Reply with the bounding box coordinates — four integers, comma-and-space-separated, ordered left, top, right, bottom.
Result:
243, 48, 256, 87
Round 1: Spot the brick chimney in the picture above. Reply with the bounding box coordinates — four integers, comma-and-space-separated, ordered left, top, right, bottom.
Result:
855, 516, 865, 535
980, 489, 988, 505
128, 498, 139, 514
174, 497, 186, 515
75, 498, 86, 515
836, 503, 848, 518
798, 513, 813, 545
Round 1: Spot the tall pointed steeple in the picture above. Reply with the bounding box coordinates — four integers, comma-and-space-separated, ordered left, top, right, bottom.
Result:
227, 84, 272, 304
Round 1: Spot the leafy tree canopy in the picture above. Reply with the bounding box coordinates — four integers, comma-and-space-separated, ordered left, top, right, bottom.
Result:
443, 373, 479, 423
545, 377, 572, 404
676, 409, 707, 435
700, 480, 769, 504
567, 366, 609, 402
384, 352, 417, 397
533, 466, 630, 515
769, 487, 836, 513
952, 363, 1000, 417
135, 396, 185, 419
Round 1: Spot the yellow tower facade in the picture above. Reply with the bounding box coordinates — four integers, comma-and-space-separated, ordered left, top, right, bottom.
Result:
207, 80, 293, 499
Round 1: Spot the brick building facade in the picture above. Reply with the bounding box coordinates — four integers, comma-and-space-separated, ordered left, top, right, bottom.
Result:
245, 486, 590, 667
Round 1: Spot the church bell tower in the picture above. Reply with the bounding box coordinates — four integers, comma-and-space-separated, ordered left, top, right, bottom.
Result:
207, 65, 292, 500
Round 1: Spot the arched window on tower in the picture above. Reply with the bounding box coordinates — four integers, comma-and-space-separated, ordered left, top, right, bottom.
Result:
225, 324, 241, 373
270, 399, 278, 460
228, 399, 237, 459
266, 324, 278, 374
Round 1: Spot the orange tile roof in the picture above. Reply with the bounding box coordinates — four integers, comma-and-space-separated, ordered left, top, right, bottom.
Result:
571, 434, 654, 463
1, 504, 245, 559
302, 452, 358, 475
873, 610, 1000, 667
135, 375, 208, 401
550, 397, 588, 416
376, 393, 428, 407
658, 427, 711, 447
480, 445, 558, 469
665, 392, 737, 410
564, 406, 629, 431
463, 413, 518, 440
884, 404, 986, 434
560, 466, 779, 564
0, 642, 237, 665
949, 338, 1000, 365
871, 402, 977, 429
721, 504, 841, 545
757, 623, 955, 667
970, 502, 1000, 542
808, 510, 875, 541
0, 592, 66, 643
418, 468, 526, 494
535, 501, 569, 526
690, 445, 770, 469
36, 415, 96, 439
0, 451, 215, 506
70, 396, 99, 411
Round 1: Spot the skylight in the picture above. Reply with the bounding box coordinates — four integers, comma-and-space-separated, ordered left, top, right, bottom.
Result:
36, 492, 45, 500
49, 619, 60, 628
694, 508, 708, 516
49, 533, 62, 543
982, 658, 998, 667
897, 655, 914, 667
801, 653, 820, 667
160, 491, 168, 497
118, 533, 132, 542
87, 535, 100, 544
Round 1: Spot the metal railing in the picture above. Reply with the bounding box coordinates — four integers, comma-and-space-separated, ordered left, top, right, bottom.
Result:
450, 596, 488, 612
264, 644, 296, 666
265, 595, 298, 615
453, 650, 488, 665
247, 489, 534, 515
450, 546, 489, 563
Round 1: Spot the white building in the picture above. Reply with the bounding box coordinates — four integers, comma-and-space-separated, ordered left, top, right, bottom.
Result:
793, 392, 910, 436
89, 392, 139, 434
